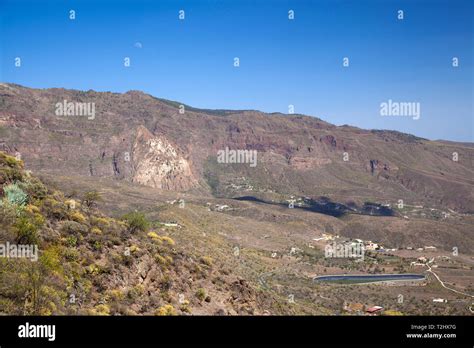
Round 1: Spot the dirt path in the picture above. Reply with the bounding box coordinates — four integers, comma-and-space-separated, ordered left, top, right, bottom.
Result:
426, 260, 474, 298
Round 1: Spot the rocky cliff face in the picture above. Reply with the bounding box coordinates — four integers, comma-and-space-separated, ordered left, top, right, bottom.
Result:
132, 126, 197, 190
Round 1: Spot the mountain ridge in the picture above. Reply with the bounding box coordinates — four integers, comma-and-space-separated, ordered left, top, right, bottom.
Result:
1, 82, 473, 214
1, 82, 444, 141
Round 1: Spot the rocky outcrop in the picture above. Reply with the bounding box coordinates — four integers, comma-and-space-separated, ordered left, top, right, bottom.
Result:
131, 126, 197, 190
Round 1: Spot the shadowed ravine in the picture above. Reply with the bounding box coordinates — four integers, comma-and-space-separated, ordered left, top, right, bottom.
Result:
233, 196, 396, 218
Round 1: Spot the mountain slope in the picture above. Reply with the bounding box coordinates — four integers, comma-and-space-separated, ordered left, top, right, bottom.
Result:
0, 151, 292, 315
1, 83, 473, 213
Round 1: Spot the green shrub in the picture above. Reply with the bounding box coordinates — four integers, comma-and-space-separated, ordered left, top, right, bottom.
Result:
147, 231, 160, 239
155, 304, 176, 316
63, 247, 80, 261
161, 236, 175, 246
92, 304, 110, 316
180, 300, 191, 313
0, 167, 23, 184
155, 254, 168, 265
121, 211, 150, 234
90, 216, 110, 228
0, 199, 18, 224
195, 288, 206, 302
41, 197, 68, 219
40, 246, 63, 274
200, 256, 213, 267
90, 227, 102, 235
3, 183, 28, 206
107, 289, 125, 302
59, 220, 88, 236
14, 216, 39, 244
159, 274, 173, 291
0, 152, 23, 168
69, 211, 87, 224
92, 240, 102, 251
18, 177, 48, 200
64, 235, 77, 247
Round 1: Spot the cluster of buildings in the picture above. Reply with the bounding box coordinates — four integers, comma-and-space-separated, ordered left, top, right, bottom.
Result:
313, 234, 401, 257
206, 202, 234, 212
405, 245, 438, 252
351, 239, 382, 251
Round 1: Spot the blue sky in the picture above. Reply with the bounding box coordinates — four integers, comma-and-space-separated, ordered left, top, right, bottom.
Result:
1, 0, 472, 141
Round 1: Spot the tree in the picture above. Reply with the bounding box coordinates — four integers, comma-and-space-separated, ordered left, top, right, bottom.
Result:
82, 190, 102, 209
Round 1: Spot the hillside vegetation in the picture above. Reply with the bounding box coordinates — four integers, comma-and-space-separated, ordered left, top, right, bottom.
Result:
0, 152, 284, 315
